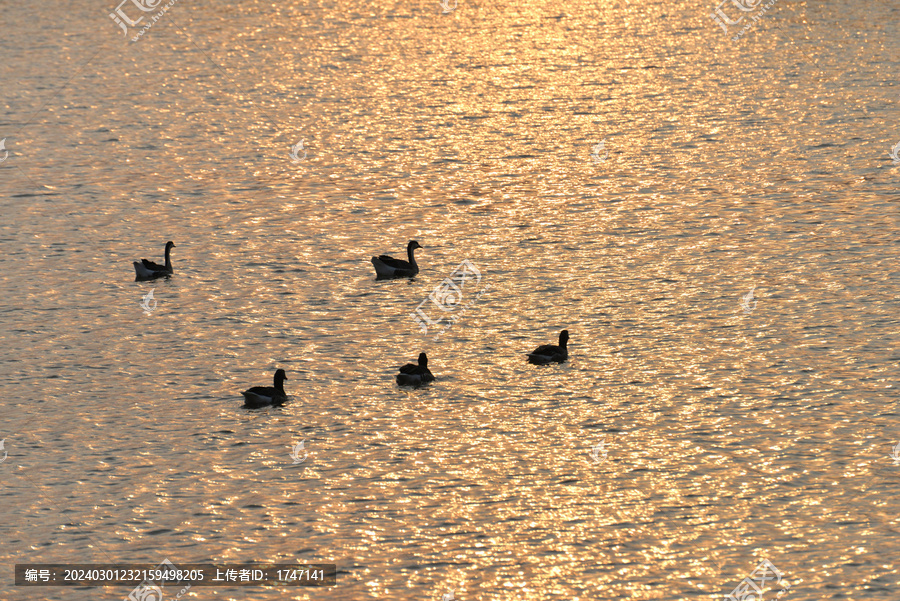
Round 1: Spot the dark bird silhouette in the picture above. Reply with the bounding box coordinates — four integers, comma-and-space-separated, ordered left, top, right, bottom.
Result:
242, 369, 288, 408
372, 240, 422, 278
527, 330, 569, 364
396, 352, 435, 386
133, 241, 176, 280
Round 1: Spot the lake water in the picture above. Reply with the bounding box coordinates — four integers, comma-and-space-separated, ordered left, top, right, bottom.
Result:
1, 0, 899, 599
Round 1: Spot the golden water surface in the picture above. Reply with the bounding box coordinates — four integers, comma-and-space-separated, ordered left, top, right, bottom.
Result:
1, 0, 899, 599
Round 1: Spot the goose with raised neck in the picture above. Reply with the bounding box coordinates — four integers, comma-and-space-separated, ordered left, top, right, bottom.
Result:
242, 369, 289, 408
396, 352, 435, 386
527, 330, 569, 364
133, 241, 176, 280
372, 240, 422, 278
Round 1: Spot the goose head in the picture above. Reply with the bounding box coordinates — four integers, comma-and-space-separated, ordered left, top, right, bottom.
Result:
417, 352, 428, 367
408, 240, 423, 251
165, 241, 176, 251
558, 330, 569, 347
274, 369, 288, 386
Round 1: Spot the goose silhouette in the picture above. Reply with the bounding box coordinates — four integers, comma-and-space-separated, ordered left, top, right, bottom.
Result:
133, 241, 175, 280
242, 369, 288, 408
527, 330, 569, 364
372, 240, 422, 278
396, 353, 435, 386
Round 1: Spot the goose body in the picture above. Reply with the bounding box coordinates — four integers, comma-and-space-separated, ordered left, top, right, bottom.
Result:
372, 240, 422, 278
527, 330, 569, 364
242, 369, 288, 408
396, 352, 435, 386
133, 241, 176, 280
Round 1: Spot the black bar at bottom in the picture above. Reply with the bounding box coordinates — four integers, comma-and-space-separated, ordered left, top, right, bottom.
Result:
15, 564, 336, 586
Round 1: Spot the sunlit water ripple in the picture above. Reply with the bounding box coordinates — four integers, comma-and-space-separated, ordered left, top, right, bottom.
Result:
1, 0, 899, 599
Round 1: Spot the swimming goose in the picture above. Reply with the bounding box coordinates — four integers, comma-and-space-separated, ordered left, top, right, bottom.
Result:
372, 240, 422, 278
527, 330, 569, 364
242, 369, 288, 408
396, 352, 435, 386
133, 241, 176, 280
